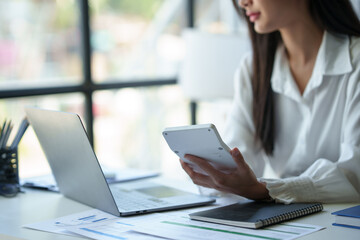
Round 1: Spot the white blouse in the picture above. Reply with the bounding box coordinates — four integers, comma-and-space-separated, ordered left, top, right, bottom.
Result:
223, 31, 360, 203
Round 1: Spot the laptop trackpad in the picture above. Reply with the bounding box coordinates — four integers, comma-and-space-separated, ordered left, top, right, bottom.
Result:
135, 186, 189, 198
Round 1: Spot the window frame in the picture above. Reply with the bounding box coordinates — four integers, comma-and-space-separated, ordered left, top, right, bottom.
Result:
0, 0, 196, 146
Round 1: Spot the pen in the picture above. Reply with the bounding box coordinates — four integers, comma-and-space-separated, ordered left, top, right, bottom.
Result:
2, 122, 13, 149
10, 118, 29, 150
0, 120, 12, 149
0, 120, 7, 149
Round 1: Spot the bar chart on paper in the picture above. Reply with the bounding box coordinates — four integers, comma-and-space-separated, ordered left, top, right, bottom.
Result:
132, 213, 324, 240
62, 211, 324, 240
23, 209, 324, 240
23, 209, 118, 236
64, 214, 161, 240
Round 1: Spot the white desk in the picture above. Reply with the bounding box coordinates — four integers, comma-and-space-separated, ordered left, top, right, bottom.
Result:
0, 183, 358, 240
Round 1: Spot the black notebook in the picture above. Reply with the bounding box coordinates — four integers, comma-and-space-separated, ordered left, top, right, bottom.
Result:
189, 201, 323, 229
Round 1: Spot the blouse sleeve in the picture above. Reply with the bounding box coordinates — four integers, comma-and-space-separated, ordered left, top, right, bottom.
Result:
222, 54, 266, 177
261, 80, 360, 204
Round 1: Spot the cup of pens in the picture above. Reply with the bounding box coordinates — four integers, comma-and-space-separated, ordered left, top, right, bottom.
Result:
0, 118, 29, 197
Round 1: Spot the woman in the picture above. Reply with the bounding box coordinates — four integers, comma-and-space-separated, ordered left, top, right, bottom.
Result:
181, 0, 360, 203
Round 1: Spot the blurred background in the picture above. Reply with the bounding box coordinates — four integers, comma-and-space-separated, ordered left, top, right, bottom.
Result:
0, 0, 359, 181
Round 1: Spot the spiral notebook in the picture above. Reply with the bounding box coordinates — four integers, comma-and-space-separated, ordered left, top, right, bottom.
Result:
189, 201, 323, 229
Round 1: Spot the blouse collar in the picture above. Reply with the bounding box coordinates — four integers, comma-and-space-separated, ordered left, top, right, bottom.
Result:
271, 31, 352, 101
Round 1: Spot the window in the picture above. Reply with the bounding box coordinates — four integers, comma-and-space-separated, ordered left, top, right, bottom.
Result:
93, 86, 189, 177
0, 0, 82, 88
90, 0, 186, 81
0, 0, 243, 180
0, 94, 85, 177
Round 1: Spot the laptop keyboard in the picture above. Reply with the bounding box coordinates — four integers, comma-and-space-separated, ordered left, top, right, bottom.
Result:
111, 187, 167, 211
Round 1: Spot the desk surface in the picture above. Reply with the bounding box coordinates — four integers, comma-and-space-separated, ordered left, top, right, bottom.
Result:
0, 180, 359, 240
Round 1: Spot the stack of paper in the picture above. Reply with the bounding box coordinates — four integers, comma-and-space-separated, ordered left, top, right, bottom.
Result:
24, 208, 324, 240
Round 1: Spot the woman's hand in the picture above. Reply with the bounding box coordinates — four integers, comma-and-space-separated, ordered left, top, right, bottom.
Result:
180, 147, 270, 200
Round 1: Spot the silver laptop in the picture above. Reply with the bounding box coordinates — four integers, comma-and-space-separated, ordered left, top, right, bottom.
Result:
25, 107, 215, 216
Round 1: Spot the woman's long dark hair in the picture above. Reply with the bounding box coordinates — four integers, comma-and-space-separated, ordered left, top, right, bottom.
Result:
232, 0, 360, 155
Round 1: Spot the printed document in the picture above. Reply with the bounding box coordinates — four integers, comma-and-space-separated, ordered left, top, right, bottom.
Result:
24, 208, 324, 240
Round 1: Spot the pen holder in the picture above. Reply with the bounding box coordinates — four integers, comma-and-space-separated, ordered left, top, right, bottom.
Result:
0, 148, 19, 186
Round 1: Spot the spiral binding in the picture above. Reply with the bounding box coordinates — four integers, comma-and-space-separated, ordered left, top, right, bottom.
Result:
260, 203, 323, 227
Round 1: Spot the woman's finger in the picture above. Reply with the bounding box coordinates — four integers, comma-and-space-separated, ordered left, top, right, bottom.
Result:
180, 160, 213, 187
184, 154, 227, 187
230, 147, 247, 168
185, 155, 222, 176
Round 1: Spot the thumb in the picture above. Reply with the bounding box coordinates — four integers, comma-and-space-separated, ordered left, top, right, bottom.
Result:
231, 147, 247, 168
